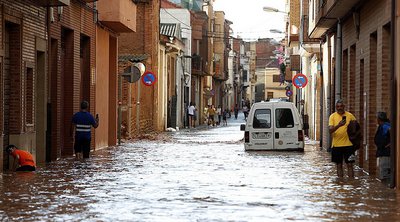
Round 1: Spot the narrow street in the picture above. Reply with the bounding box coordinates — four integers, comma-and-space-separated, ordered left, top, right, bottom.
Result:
1, 114, 400, 221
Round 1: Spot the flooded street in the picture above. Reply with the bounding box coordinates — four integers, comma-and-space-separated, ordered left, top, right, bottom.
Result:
1, 115, 400, 221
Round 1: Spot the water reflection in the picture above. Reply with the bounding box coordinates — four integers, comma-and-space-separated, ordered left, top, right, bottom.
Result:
1, 119, 400, 221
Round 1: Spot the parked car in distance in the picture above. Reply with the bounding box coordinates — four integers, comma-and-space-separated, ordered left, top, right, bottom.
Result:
240, 101, 304, 151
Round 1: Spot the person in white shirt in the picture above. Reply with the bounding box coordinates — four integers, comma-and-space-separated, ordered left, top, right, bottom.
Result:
216, 105, 222, 125
188, 102, 196, 128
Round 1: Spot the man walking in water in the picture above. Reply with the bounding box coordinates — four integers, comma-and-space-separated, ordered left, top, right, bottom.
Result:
71, 101, 99, 159
329, 99, 357, 177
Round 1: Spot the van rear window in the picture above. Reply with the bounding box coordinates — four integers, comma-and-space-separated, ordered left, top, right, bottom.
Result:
275, 108, 294, 128
253, 109, 271, 128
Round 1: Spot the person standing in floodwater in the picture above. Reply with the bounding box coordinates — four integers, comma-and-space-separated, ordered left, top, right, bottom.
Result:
328, 99, 356, 178
188, 102, 196, 128
234, 104, 239, 119
71, 101, 99, 159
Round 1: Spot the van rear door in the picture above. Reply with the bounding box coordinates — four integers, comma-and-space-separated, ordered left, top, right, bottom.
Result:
250, 108, 274, 150
273, 107, 298, 149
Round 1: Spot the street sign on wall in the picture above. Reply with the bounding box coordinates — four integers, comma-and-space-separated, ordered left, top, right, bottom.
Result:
292, 73, 308, 89
141, 71, 157, 86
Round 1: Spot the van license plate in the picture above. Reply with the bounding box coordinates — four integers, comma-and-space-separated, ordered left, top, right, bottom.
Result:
252, 132, 271, 139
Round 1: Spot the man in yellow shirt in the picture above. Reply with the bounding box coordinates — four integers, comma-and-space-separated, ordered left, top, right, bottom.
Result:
329, 99, 356, 177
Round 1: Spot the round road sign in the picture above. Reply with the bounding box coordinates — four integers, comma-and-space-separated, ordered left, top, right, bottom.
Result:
286, 90, 293, 97
292, 73, 308, 89
141, 71, 157, 86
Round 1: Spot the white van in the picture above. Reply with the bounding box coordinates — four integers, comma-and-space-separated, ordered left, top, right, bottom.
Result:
240, 101, 304, 151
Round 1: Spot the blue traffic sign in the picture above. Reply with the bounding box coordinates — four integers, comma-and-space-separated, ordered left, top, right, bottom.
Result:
292, 73, 308, 89
141, 71, 157, 86
286, 90, 293, 97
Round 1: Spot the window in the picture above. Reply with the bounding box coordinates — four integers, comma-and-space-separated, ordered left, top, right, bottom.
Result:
267, 92, 274, 99
275, 108, 294, 128
253, 109, 271, 128
26, 67, 34, 124
273, 75, 280, 82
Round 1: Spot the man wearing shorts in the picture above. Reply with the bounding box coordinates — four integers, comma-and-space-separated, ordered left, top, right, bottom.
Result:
188, 102, 196, 128
329, 99, 356, 178
71, 101, 99, 159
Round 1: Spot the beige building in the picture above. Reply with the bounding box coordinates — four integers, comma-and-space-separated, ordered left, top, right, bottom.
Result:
264, 68, 287, 100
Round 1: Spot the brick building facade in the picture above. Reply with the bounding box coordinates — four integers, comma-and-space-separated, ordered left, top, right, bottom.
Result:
306, 0, 393, 179
0, 0, 48, 170
48, 1, 96, 160
119, 0, 160, 136
339, 0, 392, 174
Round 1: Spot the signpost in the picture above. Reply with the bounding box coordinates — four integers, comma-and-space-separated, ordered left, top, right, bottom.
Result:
141, 71, 157, 86
292, 73, 308, 89
286, 90, 293, 97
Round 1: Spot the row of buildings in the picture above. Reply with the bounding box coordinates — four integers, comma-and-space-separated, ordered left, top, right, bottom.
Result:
0, 0, 283, 171
281, 0, 400, 187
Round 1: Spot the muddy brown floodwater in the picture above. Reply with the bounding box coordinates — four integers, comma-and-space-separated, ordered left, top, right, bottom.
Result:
1, 116, 400, 221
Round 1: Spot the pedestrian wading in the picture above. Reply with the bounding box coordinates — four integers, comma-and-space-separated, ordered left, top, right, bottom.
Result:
71, 101, 99, 159
328, 99, 357, 178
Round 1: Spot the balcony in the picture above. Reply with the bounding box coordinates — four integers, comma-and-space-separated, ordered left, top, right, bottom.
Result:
300, 15, 320, 53
97, 0, 137, 33
192, 56, 209, 76
32, 0, 70, 7
213, 61, 228, 81
309, 0, 362, 38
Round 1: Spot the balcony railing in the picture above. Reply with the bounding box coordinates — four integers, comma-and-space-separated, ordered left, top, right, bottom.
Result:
192, 56, 208, 76
309, 0, 362, 38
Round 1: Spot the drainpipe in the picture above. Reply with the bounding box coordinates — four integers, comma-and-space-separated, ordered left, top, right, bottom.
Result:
390, 0, 397, 189
136, 80, 141, 135
319, 40, 324, 149
335, 20, 342, 102
118, 75, 122, 145
326, 34, 332, 149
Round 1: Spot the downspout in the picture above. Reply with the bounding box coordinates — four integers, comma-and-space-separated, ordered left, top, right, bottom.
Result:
390, 0, 397, 189
326, 33, 331, 150
335, 20, 342, 102
319, 40, 324, 149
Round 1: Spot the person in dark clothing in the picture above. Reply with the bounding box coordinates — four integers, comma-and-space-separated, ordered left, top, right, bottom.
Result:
234, 104, 239, 119
71, 101, 99, 159
375, 112, 390, 157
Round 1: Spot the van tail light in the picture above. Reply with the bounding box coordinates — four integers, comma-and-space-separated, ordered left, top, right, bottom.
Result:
298, 130, 304, 141
244, 131, 249, 143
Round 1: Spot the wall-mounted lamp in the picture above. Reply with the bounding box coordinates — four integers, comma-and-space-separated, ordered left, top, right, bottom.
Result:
58, 6, 63, 21
353, 11, 360, 40
263, 6, 286, 14
184, 72, 191, 85
50, 7, 55, 23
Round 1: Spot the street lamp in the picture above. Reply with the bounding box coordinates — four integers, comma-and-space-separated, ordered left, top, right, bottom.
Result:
263, 6, 286, 14
269, 29, 285, 34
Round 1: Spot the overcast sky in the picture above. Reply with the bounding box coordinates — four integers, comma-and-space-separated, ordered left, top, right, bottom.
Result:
213, 0, 286, 41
